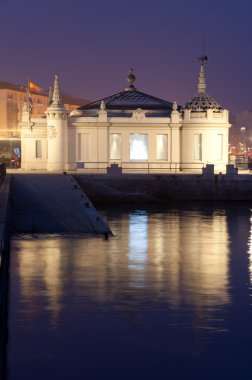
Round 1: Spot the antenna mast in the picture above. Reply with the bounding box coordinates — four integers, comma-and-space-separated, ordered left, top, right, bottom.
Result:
197, 37, 208, 66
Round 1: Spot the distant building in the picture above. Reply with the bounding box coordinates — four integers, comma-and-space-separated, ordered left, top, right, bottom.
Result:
0, 81, 89, 167
230, 111, 252, 154
20, 63, 231, 173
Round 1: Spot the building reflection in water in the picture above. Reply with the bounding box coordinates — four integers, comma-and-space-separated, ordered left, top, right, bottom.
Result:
128, 212, 148, 288
16, 240, 63, 325
12, 207, 231, 333
247, 212, 252, 286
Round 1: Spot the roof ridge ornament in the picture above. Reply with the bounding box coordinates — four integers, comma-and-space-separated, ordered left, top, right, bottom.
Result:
100, 100, 106, 111
125, 68, 137, 92
172, 101, 178, 111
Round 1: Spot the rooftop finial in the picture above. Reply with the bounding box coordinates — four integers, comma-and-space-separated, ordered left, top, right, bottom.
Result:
196, 38, 208, 94
22, 78, 34, 129
23, 79, 33, 113
52, 75, 62, 105
48, 86, 53, 106
197, 54, 208, 94
172, 101, 178, 111
100, 100, 106, 111
125, 68, 136, 92
198, 64, 206, 93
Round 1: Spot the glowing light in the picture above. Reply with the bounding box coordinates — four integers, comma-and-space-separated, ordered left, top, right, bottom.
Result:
157, 134, 168, 160
110, 134, 121, 159
130, 134, 148, 160
128, 212, 148, 288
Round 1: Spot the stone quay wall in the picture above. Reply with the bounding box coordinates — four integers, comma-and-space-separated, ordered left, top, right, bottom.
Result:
74, 172, 252, 203
0, 169, 11, 380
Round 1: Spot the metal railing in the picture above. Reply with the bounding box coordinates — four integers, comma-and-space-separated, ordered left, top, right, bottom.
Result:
11, 160, 234, 174
232, 159, 252, 170
74, 161, 206, 174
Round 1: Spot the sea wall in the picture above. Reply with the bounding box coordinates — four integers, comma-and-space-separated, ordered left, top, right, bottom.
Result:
74, 173, 252, 202
0, 171, 11, 380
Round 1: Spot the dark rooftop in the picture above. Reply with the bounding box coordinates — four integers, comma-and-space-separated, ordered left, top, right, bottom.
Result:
183, 92, 223, 112
79, 90, 175, 113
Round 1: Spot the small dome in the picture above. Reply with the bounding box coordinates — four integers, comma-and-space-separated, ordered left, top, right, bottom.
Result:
183, 63, 223, 112
183, 93, 222, 112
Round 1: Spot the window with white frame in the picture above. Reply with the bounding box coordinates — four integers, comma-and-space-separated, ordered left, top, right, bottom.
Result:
35, 140, 42, 158
216, 134, 223, 160
110, 134, 121, 160
130, 134, 148, 160
156, 134, 168, 160
77, 133, 89, 161
194, 134, 202, 160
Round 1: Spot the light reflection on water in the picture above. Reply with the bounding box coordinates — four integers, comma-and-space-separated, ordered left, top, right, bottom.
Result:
7, 205, 252, 379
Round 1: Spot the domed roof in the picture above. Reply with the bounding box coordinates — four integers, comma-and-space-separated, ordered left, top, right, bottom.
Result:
183, 65, 223, 112
183, 93, 222, 111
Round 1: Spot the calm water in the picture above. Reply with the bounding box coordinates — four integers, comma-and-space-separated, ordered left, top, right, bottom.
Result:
6, 204, 252, 379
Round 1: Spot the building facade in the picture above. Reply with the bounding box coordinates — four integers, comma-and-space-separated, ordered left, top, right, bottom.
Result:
0, 82, 88, 168
20, 64, 231, 173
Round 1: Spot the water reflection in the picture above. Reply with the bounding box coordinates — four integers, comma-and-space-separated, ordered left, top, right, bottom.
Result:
13, 208, 231, 329
16, 241, 63, 325
248, 212, 252, 284
128, 212, 148, 288
9, 205, 252, 380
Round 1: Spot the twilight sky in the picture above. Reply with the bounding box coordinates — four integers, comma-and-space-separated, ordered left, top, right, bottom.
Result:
0, 0, 252, 114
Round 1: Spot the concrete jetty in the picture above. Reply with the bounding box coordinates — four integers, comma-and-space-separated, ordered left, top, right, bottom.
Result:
10, 174, 111, 234
0, 171, 111, 377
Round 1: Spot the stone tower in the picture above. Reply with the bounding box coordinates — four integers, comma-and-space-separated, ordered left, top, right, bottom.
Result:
45, 75, 68, 171
181, 57, 230, 171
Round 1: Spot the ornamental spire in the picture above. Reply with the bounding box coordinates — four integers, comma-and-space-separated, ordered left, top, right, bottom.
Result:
196, 51, 208, 94
46, 75, 68, 116
198, 63, 206, 94
52, 75, 62, 105
48, 86, 53, 106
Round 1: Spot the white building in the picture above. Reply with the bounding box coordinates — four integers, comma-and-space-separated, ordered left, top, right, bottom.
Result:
20, 63, 231, 173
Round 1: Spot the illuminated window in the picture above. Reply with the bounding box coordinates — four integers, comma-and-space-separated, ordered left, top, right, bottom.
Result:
110, 134, 121, 159
216, 134, 223, 160
35, 140, 42, 158
130, 134, 148, 160
156, 134, 168, 160
194, 134, 202, 160
77, 133, 89, 161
